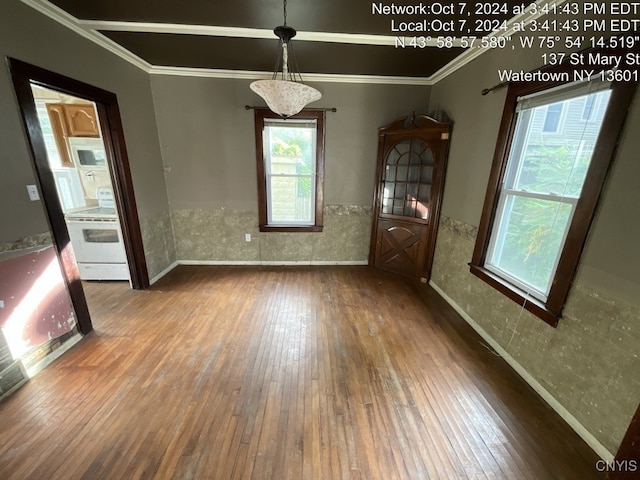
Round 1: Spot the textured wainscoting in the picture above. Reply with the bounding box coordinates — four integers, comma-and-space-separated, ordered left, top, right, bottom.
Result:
139, 210, 176, 280
170, 205, 373, 264
430, 216, 640, 456
0, 232, 51, 253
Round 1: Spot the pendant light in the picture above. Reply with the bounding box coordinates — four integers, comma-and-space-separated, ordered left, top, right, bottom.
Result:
250, 0, 322, 118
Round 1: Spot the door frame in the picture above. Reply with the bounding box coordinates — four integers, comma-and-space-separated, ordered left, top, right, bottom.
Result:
7, 57, 149, 333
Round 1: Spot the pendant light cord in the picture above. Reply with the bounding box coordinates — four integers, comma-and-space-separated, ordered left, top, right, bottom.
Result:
283, 0, 287, 26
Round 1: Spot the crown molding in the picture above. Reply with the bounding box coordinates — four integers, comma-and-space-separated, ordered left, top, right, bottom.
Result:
149, 66, 433, 86
21, 0, 152, 72
429, 0, 569, 83
24, 0, 562, 85
80, 21, 394, 46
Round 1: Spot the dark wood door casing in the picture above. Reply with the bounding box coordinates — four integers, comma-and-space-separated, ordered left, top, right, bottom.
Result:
7, 58, 150, 333
369, 114, 451, 281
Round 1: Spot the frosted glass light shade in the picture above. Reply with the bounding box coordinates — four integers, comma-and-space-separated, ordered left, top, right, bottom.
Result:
250, 79, 321, 117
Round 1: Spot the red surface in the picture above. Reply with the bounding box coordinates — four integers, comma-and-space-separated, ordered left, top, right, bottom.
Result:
0, 246, 75, 357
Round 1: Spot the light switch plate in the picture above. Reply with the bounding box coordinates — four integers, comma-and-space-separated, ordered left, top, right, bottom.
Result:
26, 184, 40, 201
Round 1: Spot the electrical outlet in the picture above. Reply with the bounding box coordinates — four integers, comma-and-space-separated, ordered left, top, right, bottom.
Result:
245, 233, 251, 242
26, 184, 40, 201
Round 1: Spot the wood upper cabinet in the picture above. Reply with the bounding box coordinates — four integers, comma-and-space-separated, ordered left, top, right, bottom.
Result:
45, 103, 73, 167
45, 102, 100, 167
47, 102, 100, 138
63, 104, 100, 137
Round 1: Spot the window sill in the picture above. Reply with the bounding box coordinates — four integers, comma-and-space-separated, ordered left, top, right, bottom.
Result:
468, 263, 560, 327
259, 225, 323, 233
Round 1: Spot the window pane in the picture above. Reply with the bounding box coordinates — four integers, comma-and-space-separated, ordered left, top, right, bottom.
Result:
269, 176, 313, 223
267, 125, 315, 172
394, 141, 410, 161
421, 166, 433, 183
489, 195, 572, 295
385, 165, 396, 182
381, 197, 391, 214
394, 183, 406, 199
418, 184, 430, 203
408, 165, 421, 182
265, 121, 316, 225
510, 90, 611, 198
582, 95, 596, 120
542, 103, 563, 132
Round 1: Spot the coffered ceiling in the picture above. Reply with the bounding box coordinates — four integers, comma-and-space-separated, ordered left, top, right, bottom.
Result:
24, 0, 537, 84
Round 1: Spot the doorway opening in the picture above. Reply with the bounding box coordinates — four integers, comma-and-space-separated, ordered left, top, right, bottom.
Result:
31, 85, 131, 283
8, 58, 149, 339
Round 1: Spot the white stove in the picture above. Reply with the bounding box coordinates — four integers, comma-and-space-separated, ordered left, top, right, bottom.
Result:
66, 186, 117, 219
65, 206, 117, 220
65, 187, 129, 281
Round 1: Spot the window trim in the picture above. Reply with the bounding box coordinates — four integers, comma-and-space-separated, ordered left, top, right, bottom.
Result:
254, 108, 325, 232
470, 65, 637, 327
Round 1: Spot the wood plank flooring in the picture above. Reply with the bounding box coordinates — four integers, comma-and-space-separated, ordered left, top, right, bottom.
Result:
0, 266, 604, 479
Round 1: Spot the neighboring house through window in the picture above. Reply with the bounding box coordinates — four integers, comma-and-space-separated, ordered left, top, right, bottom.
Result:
582, 94, 596, 121
542, 102, 563, 132
470, 71, 637, 326
254, 108, 325, 232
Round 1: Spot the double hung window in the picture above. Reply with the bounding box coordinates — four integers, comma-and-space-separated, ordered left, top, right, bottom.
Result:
254, 109, 325, 232
470, 74, 636, 326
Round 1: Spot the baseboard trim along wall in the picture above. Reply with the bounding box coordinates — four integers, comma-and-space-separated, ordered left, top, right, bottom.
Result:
429, 280, 615, 463
149, 261, 179, 285
149, 260, 369, 285
25, 333, 83, 378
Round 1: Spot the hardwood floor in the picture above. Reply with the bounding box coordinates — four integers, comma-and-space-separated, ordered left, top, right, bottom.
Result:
0, 266, 604, 479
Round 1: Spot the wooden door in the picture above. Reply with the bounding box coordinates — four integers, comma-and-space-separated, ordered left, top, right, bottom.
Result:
370, 114, 451, 281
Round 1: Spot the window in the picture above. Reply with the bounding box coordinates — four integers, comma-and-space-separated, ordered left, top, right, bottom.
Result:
542, 102, 563, 132
254, 109, 325, 232
582, 94, 596, 121
486, 84, 612, 300
470, 74, 636, 326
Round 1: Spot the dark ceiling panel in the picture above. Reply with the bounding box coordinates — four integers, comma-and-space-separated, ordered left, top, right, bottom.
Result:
101, 32, 464, 77
52, 0, 521, 35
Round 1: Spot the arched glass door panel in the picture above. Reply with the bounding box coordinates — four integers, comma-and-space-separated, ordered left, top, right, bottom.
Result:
381, 138, 434, 221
